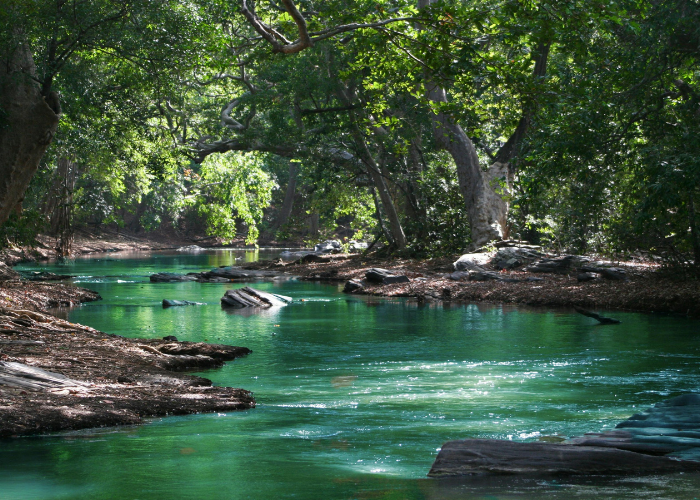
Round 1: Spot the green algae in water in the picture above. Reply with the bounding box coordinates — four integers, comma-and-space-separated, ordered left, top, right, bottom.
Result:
4, 252, 700, 499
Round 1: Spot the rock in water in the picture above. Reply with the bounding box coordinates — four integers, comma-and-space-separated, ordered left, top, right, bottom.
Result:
162, 300, 199, 308
429, 393, 700, 478
220, 287, 292, 308
150, 273, 197, 282
343, 280, 364, 293
428, 439, 700, 477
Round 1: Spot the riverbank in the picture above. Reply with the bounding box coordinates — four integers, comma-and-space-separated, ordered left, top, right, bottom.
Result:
0, 281, 254, 438
246, 253, 700, 317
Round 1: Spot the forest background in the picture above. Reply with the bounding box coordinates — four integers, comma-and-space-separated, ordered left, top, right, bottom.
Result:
1, 0, 698, 265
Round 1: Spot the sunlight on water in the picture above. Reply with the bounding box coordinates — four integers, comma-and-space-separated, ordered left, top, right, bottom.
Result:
5, 250, 700, 499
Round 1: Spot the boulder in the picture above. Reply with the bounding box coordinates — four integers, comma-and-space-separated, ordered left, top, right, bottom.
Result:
365, 268, 409, 285
177, 245, 204, 252
453, 253, 491, 272
150, 273, 197, 282
22, 271, 71, 281
314, 240, 342, 253
491, 247, 543, 270
343, 280, 364, 293
347, 240, 368, 252
526, 255, 589, 274
468, 270, 503, 281
447, 271, 471, 281
162, 300, 199, 308
220, 287, 292, 308
580, 265, 628, 281
577, 272, 598, 282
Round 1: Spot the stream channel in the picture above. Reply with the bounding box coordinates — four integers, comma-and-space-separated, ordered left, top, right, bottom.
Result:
3, 249, 700, 499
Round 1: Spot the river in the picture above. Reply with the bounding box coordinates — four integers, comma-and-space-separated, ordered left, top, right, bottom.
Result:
3, 249, 700, 499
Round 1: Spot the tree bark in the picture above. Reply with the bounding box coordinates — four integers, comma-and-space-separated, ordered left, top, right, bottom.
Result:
349, 123, 407, 249
0, 41, 60, 225
417, 0, 507, 247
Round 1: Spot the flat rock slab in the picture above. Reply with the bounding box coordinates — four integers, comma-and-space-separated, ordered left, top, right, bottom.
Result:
221, 286, 292, 308
428, 439, 700, 477
431, 394, 700, 478
162, 299, 199, 307
150, 268, 289, 283
150, 272, 197, 282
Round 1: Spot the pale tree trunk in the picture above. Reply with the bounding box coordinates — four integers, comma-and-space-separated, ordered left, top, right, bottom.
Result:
268, 160, 298, 235
0, 41, 60, 225
417, 0, 506, 247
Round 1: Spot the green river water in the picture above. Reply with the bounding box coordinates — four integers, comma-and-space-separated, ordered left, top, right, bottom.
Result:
2, 249, 700, 499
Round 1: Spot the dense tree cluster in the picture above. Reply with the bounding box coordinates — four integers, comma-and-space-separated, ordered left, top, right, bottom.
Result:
0, 0, 698, 262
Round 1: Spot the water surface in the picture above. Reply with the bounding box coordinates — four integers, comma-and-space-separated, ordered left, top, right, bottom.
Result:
4, 251, 700, 499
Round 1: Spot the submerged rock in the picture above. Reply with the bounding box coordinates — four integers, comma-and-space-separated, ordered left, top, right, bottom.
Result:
162, 300, 199, 308
343, 280, 364, 293
220, 287, 292, 308
150, 272, 197, 282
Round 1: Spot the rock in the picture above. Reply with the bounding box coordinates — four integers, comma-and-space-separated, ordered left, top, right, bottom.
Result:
156, 342, 251, 361
280, 250, 314, 261
526, 255, 589, 274
343, 280, 364, 293
177, 245, 204, 252
428, 439, 700, 477
453, 253, 491, 272
22, 271, 71, 281
314, 240, 342, 253
150, 273, 197, 282
429, 393, 700, 479
162, 300, 199, 308
365, 268, 410, 285
220, 287, 292, 308
347, 240, 368, 252
578, 272, 598, 282
580, 265, 628, 281
447, 271, 471, 281
468, 270, 503, 281
491, 247, 543, 270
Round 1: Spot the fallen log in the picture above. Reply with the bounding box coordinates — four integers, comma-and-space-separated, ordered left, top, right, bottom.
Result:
574, 307, 621, 324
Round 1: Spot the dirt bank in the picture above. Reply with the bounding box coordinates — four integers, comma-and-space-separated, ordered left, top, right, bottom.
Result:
0, 281, 254, 438
245, 254, 700, 317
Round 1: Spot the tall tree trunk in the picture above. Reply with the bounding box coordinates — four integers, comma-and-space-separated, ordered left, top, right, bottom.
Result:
0, 41, 60, 225
417, 0, 507, 247
269, 160, 298, 235
349, 124, 407, 249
